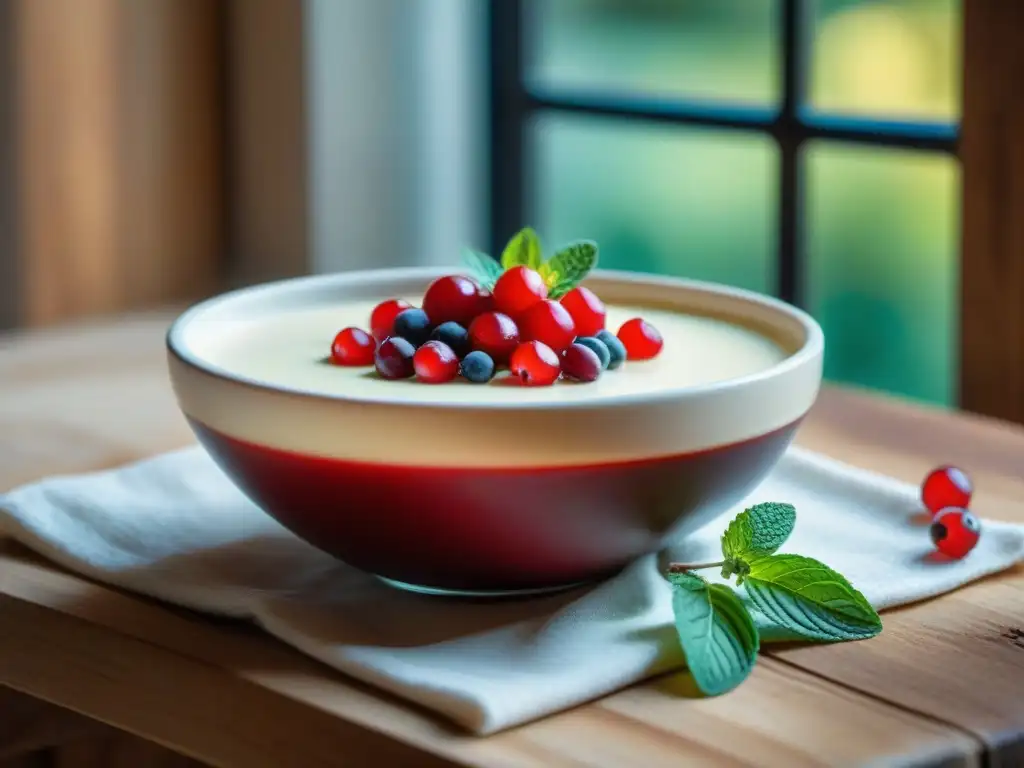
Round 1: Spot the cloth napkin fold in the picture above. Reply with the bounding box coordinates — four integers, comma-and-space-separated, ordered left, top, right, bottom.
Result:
2, 445, 1023, 734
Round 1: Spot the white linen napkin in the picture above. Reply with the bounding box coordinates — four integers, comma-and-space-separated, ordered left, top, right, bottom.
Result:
2, 445, 1022, 734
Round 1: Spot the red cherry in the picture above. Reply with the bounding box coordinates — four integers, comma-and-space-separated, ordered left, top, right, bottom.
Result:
422, 275, 492, 326
559, 286, 606, 337
921, 466, 972, 516
519, 300, 576, 353
930, 507, 981, 559
375, 337, 416, 379
331, 327, 375, 366
493, 266, 548, 317
369, 299, 412, 342
413, 340, 460, 384
617, 318, 663, 360
468, 311, 520, 364
509, 341, 560, 387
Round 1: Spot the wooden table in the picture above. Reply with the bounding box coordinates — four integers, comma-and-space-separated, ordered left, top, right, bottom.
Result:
2, 313, 1024, 768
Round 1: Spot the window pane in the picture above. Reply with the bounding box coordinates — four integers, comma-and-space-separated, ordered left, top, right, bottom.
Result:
528, 114, 777, 294
804, 144, 959, 406
808, 0, 961, 121
524, 0, 779, 106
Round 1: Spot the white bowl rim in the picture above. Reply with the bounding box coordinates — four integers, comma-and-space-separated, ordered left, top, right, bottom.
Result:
166, 266, 824, 413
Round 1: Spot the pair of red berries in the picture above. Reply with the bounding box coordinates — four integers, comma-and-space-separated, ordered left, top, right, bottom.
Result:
920, 466, 981, 559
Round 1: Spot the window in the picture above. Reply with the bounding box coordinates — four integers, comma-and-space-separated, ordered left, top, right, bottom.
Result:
489, 0, 960, 406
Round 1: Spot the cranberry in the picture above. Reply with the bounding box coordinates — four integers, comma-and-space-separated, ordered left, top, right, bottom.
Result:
413, 340, 460, 384
331, 327, 375, 366
560, 286, 606, 337
422, 275, 492, 326
561, 342, 602, 382
509, 341, 560, 387
468, 311, 520, 364
493, 266, 548, 317
930, 507, 981, 559
369, 298, 412, 341
921, 466, 972, 516
617, 318, 663, 360
374, 337, 416, 379
518, 300, 576, 353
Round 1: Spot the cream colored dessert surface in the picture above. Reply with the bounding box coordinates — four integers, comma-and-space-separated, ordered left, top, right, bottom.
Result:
188, 297, 788, 405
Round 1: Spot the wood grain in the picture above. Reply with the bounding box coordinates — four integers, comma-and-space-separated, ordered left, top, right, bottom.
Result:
961, 0, 1024, 423
7, 314, 1024, 766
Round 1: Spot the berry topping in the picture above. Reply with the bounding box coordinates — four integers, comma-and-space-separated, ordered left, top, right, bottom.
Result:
468, 311, 521, 363
561, 342, 602, 382
374, 337, 416, 379
460, 350, 496, 383
422, 274, 492, 326
392, 308, 433, 347
330, 327, 375, 366
369, 298, 412, 341
430, 321, 470, 358
518, 299, 576, 353
921, 466, 973, 516
575, 336, 611, 370
930, 507, 981, 559
510, 341, 561, 387
492, 265, 548, 317
617, 318, 664, 360
413, 340, 460, 384
596, 329, 627, 370
559, 285, 606, 337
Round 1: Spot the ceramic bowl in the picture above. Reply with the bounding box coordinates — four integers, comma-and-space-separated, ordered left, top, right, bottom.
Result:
166, 268, 823, 596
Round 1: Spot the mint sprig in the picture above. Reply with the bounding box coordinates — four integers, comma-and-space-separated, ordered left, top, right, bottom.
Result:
458, 228, 598, 297
666, 502, 882, 696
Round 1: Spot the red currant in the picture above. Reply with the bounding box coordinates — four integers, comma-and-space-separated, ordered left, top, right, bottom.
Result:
331, 327, 375, 366
617, 318, 664, 360
422, 275, 492, 326
493, 266, 548, 317
369, 298, 412, 341
921, 466, 972, 516
374, 337, 416, 380
561, 342, 602, 383
468, 311, 520, 364
930, 507, 981, 559
509, 341, 560, 387
413, 340, 459, 384
560, 286, 606, 337
518, 299, 576, 353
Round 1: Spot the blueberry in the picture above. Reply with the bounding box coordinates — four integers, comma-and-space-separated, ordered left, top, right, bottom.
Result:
392, 308, 432, 347
430, 321, 470, 358
596, 330, 626, 370
460, 350, 495, 383
575, 336, 611, 370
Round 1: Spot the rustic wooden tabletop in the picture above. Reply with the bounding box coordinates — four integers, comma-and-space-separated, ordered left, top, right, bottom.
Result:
2, 313, 1024, 767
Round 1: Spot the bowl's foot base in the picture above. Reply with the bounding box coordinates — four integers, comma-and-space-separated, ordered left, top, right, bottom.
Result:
376, 575, 592, 599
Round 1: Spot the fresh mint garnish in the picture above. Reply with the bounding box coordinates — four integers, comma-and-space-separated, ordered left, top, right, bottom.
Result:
743, 554, 882, 641
500, 227, 543, 270
667, 571, 759, 696
461, 249, 504, 290
666, 501, 882, 696
540, 241, 598, 299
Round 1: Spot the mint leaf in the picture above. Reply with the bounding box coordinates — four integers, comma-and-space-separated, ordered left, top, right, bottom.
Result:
668, 571, 759, 696
500, 227, 543, 270
721, 502, 796, 561
461, 249, 504, 290
743, 554, 882, 642
540, 241, 598, 299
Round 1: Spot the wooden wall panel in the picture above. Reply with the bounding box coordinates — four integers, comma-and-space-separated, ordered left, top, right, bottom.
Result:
3, 0, 225, 329
960, 0, 1024, 423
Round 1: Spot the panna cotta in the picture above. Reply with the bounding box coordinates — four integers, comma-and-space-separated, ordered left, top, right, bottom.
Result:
188, 296, 787, 406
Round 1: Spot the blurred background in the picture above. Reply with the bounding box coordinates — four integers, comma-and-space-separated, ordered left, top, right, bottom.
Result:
0, 0, 962, 407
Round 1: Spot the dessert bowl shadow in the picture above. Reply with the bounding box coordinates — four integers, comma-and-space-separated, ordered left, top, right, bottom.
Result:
166, 267, 824, 596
